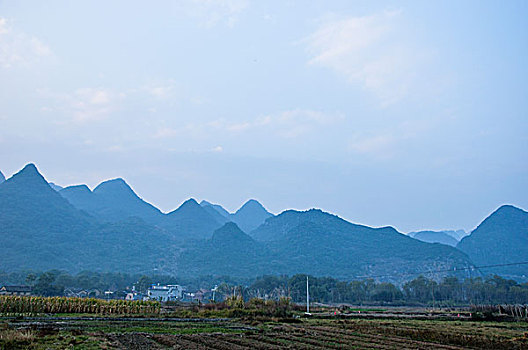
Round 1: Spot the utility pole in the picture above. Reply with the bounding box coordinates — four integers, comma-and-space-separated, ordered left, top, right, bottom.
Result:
212, 285, 217, 303
306, 276, 310, 314
432, 281, 435, 311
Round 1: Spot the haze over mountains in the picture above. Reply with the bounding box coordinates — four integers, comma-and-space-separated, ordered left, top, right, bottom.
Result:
60, 179, 163, 225
59, 177, 271, 241
408, 230, 468, 247
0, 163, 526, 282
200, 199, 273, 233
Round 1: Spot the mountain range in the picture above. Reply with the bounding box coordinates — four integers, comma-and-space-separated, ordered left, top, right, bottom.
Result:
59, 179, 271, 241
0, 164, 177, 272
0, 163, 526, 282
60, 179, 164, 225
408, 230, 465, 247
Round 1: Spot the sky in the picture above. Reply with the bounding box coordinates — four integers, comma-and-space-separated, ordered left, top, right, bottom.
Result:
1, 0, 527, 233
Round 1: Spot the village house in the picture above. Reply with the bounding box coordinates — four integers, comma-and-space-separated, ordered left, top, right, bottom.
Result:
64, 288, 103, 298
0, 285, 32, 296
182, 288, 213, 302
147, 284, 184, 302
125, 292, 147, 301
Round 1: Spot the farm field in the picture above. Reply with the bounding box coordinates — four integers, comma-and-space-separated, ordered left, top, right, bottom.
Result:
1, 314, 527, 349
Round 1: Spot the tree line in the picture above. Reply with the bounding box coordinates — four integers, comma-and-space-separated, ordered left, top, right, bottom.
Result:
227, 274, 528, 306
1, 270, 527, 305
0, 270, 249, 297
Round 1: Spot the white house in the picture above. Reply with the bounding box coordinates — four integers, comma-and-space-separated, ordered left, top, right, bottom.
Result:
147, 284, 183, 302
125, 292, 146, 301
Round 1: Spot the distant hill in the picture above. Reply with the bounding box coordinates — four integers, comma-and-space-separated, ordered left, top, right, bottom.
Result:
199, 201, 231, 225
5, 163, 526, 283
60, 179, 163, 224
0, 164, 177, 273
457, 205, 528, 278
410, 229, 467, 242
230, 199, 273, 233
0, 170, 5, 183
446, 229, 468, 241
0, 164, 96, 232
211, 222, 255, 245
176, 209, 474, 281
199, 199, 273, 233
409, 231, 459, 246
177, 222, 265, 276
160, 198, 224, 240
248, 209, 474, 281
0, 164, 95, 271
200, 200, 231, 218
48, 182, 63, 191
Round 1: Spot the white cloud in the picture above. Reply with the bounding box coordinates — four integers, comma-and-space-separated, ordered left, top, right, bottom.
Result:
38, 87, 124, 124
211, 109, 345, 138
153, 109, 345, 142
0, 17, 53, 69
142, 81, 176, 99
149, 86, 172, 98
0, 18, 9, 35
30, 37, 52, 56
349, 135, 396, 155
81, 89, 112, 105
348, 117, 440, 158
154, 127, 180, 139
305, 10, 428, 106
37, 78, 196, 127
184, 0, 249, 28
70, 88, 123, 122
211, 145, 223, 153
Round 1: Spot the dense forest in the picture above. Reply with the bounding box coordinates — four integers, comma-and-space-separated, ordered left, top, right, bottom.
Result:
1, 270, 527, 305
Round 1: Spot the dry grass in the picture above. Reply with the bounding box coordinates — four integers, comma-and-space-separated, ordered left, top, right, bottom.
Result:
0, 295, 160, 315
0, 328, 36, 342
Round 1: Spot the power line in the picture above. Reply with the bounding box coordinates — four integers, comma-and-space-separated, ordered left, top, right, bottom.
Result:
352, 261, 528, 280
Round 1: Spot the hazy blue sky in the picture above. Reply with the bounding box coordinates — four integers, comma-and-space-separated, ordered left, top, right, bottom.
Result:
1, 1, 527, 232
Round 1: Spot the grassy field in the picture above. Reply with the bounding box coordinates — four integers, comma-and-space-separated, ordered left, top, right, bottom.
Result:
1, 313, 527, 349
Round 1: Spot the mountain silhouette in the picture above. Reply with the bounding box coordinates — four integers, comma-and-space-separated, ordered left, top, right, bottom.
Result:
199, 200, 231, 225
0, 164, 96, 270
249, 209, 473, 280
410, 230, 459, 247
200, 200, 231, 217
161, 198, 224, 240
177, 222, 264, 276
0, 164, 177, 273
60, 178, 163, 224
231, 199, 273, 233
458, 205, 528, 278
211, 222, 255, 245
3, 163, 524, 282
48, 182, 63, 191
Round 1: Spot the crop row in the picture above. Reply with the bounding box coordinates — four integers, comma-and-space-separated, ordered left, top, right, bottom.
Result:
0, 296, 160, 314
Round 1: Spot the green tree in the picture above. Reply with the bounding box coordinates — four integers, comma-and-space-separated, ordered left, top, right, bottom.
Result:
25, 273, 37, 286
136, 275, 153, 293
370, 282, 402, 302
33, 272, 64, 296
